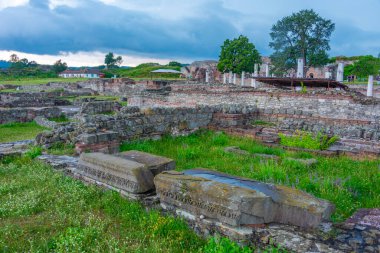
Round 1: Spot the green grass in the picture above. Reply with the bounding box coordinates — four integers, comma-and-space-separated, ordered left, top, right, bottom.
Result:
1, 130, 377, 251
121, 130, 380, 222
48, 115, 70, 123
0, 122, 49, 143
61, 95, 121, 103
0, 154, 274, 253
0, 78, 88, 86
279, 130, 338, 150
0, 157, 205, 252
46, 143, 76, 156
251, 120, 276, 127
0, 89, 21, 93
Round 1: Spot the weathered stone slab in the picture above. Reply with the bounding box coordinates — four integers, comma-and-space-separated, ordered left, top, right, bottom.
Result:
37, 154, 78, 171
118, 150, 175, 176
344, 208, 380, 229
78, 152, 154, 194
0, 140, 33, 159
224, 146, 250, 155
224, 146, 279, 160
155, 169, 334, 228
286, 158, 318, 166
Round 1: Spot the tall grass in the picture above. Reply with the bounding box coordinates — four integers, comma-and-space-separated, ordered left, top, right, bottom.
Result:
0, 121, 49, 143
0, 78, 88, 86
0, 158, 205, 252
121, 130, 380, 222
279, 130, 338, 150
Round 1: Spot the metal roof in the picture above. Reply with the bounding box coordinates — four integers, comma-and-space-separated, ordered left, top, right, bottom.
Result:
150, 69, 181, 74
255, 77, 349, 90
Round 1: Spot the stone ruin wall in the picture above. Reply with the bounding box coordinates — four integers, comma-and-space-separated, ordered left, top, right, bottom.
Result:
0, 91, 70, 108
36, 106, 216, 153
128, 88, 380, 142
78, 78, 138, 94
79, 101, 121, 115
0, 107, 62, 124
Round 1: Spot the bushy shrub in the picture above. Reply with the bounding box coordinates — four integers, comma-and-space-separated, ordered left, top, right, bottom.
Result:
24, 146, 42, 159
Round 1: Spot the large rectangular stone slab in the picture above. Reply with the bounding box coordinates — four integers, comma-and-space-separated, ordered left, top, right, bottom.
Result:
155, 169, 334, 228
78, 152, 155, 194
118, 150, 175, 176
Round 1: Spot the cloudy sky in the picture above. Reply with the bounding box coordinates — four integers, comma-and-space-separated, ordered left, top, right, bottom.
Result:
0, 0, 379, 66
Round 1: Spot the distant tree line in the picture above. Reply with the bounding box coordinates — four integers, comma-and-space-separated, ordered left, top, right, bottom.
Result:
0, 54, 68, 79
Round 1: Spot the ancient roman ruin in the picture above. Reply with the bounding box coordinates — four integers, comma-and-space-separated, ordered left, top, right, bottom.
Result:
1, 61, 379, 252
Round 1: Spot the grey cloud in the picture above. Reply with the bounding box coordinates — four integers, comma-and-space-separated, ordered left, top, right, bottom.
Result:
0, 0, 239, 59
0, 0, 379, 59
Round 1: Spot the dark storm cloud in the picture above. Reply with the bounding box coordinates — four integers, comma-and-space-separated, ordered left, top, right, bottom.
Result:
0, 0, 379, 59
0, 0, 238, 59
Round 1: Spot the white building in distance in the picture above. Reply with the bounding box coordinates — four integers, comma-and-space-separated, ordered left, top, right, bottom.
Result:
59, 69, 104, 78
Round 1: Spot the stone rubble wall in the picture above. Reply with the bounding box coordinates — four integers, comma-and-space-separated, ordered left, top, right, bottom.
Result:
36, 106, 215, 152
128, 90, 380, 141
34, 116, 58, 128
79, 101, 121, 115
77, 78, 138, 94
0, 107, 62, 124
0, 92, 67, 107
35, 101, 380, 156
18, 82, 81, 92
0, 91, 92, 108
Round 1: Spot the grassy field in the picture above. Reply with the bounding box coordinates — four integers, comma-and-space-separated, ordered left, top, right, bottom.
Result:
0, 158, 208, 252
0, 130, 378, 252
0, 122, 49, 143
121, 130, 380, 222
0, 78, 88, 86
0, 154, 263, 252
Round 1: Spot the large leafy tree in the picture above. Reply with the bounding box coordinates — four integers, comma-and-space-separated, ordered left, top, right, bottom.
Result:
217, 35, 261, 73
104, 52, 123, 69
52, 59, 68, 73
269, 9, 335, 77
345, 55, 380, 78
9, 54, 29, 69
168, 61, 182, 67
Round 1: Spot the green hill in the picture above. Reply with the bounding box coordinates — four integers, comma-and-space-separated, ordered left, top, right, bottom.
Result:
105, 63, 181, 78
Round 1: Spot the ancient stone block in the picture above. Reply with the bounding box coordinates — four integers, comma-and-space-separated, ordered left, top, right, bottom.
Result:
78, 152, 155, 194
155, 169, 334, 228
286, 158, 318, 166
345, 208, 380, 229
224, 146, 280, 160
118, 150, 175, 176
224, 146, 250, 156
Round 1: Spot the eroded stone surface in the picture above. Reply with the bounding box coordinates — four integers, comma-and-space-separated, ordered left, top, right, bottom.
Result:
224, 146, 250, 155
37, 154, 78, 171
224, 146, 279, 160
345, 208, 380, 229
155, 169, 334, 228
118, 150, 175, 176
286, 157, 318, 166
78, 152, 155, 194
0, 140, 33, 158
